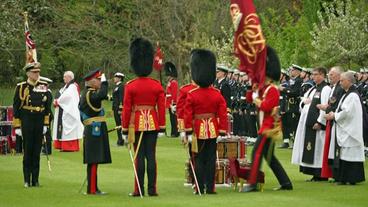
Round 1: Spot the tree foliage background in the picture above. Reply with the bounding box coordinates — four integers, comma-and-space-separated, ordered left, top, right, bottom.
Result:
0, 0, 367, 85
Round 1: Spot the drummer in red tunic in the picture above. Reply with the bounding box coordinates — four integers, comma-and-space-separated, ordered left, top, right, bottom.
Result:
184, 49, 228, 195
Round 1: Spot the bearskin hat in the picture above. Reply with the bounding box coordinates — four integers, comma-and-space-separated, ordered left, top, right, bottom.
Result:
265, 46, 281, 81
190, 49, 216, 88
164, 62, 178, 78
129, 37, 154, 77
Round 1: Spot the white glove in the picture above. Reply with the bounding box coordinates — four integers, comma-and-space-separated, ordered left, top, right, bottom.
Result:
217, 136, 224, 143
187, 135, 192, 143
170, 104, 176, 113
122, 134, 128, 143
43, 126, 48, 135
158, 132, 165, 138
180, 132, 186, 143
100, 73, 107, 82
252, 91, 259, 101
15, 128, 22, 136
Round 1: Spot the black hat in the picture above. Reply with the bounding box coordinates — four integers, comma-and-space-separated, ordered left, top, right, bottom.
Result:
217, 64, 229, 73
114, 72, 125, 78
265, 46, 281, 81
190, 49, 216, 88
129, 37, 154, 77
23, 62, 41, 72
164, 62, 178, 78
83, 68, 102, 81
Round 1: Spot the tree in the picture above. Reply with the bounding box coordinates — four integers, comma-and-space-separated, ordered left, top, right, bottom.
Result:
311, 0, 368, 69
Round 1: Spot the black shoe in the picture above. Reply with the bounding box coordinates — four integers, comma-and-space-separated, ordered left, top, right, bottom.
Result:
241, 184, 258, 193
278, 143, 289, 149
273, 183, 293, 191
95, 190, 107, 195
306, 176, 327, 182
32, 182, 40, 187
148, 192, 158, 196
117, 140, 124, 146
129, 192, 142, 197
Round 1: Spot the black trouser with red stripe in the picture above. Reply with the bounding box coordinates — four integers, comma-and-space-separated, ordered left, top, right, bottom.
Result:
247, 136, 291, 186
21, 114, 43, 185
194, 138, 217, 194
133, 131, 158, 195
87, 164, 98, 194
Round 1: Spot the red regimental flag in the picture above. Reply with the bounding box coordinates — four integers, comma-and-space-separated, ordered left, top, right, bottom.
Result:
230, 0, 266, 88
153, 43, 164, 71
24, 15, 37, 63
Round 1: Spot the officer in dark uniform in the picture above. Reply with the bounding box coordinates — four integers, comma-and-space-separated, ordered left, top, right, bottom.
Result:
111, 72, 125, 146
300, 68, 314, 96
13, 62, 52, 188
278, 64, 303, 148
79, 68, 111, 195
214, 65, 232, 112
279, 69, 290, 148
39, 76, 53, 155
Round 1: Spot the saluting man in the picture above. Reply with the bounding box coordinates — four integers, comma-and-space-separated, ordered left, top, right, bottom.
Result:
121, 38, 166, 197
184, 49, 228, 195
79, 68, 111, 195
13, 62, 52, 188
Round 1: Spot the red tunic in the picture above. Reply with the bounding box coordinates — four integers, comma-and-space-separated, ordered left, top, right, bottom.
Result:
165, 78, 178, 108
184, 86, 228, 139
176, 83, 196, 132
257, 84, 280, 135
121, 77, 166, 132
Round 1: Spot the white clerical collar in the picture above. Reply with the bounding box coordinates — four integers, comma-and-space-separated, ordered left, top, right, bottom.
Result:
116, 81, 121, 86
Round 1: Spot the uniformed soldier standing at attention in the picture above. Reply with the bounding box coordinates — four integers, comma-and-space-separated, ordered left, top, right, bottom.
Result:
13, 62, 52, 188
184, 49, 228, 195
214, 65, 232, 112
39, 76, 54, 155
111, 72, 125, 146
79, 68, 111, 195
278, 64, 303, 148
121, 38, 166, 197
164, 62, 179, 137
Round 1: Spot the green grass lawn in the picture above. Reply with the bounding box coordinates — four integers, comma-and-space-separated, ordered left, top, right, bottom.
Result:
0, 91, 367, 207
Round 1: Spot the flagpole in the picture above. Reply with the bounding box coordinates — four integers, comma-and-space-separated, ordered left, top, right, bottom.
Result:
23, 12, 28, 65
156, 42, 163, 84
